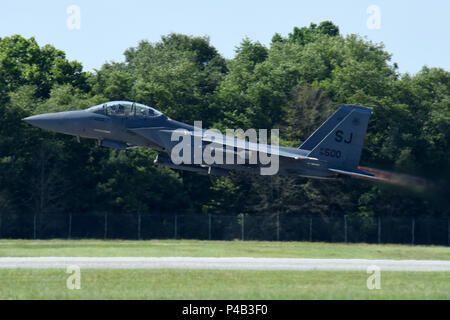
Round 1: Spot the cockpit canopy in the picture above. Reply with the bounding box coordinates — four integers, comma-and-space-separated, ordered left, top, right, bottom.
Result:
87, 101, 163, 117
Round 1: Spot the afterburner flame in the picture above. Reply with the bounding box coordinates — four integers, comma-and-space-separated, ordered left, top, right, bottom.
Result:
358, 166, 432, 189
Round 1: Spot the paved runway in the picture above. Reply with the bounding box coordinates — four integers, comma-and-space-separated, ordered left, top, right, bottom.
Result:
1, 257, 450, 271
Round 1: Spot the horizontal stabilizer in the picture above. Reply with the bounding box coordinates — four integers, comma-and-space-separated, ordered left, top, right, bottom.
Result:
329, 168, 385, 182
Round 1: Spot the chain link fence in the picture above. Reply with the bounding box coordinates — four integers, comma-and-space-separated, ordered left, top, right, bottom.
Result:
0, 212, 449, 246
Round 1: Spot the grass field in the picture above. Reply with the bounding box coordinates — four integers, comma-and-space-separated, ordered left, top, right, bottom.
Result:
0, 269, 449, 299
0, 239, 449, 260
0, 240, 449, 299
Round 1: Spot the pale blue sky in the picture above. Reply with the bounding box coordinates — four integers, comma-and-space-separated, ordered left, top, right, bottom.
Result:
0, 0, 449, 74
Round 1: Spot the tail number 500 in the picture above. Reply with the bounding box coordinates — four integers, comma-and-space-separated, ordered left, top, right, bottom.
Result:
319, 148, 341, 158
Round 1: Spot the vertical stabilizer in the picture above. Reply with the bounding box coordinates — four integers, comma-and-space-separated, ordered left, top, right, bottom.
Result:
307, 105, 372, 170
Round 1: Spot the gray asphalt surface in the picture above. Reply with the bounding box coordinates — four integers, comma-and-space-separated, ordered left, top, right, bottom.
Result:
1, 257, 450, 271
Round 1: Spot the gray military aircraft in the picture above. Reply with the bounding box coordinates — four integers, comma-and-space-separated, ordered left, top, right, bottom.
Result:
23, 101, 381, 181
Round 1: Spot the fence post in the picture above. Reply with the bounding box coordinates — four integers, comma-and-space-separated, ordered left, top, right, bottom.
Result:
241, 214, 245, 241
377, 216, 381, 244
208, 214, 211, 240
68, 212, 72, 240
33, 213, 37, 239
104, 212, 108, 240
448, 218, 450, 247
174, 214, 177, 239
309, 216, 312, 242
276, 213, 280, 241
411, 217, 415, 245
137, 212, 141, 240
344, 215, 348, 243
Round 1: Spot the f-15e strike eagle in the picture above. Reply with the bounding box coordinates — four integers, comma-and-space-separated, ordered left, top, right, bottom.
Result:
23, 101, 382, 181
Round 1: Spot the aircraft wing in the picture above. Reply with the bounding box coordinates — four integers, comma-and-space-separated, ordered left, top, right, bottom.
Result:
197, 132, 318, 161
129, 127, 318, 161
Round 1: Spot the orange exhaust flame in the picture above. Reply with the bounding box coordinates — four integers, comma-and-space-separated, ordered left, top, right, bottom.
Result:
358, 166, 432, 189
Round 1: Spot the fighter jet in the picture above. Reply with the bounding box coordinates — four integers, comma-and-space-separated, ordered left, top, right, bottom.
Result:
23, 101, 381, 181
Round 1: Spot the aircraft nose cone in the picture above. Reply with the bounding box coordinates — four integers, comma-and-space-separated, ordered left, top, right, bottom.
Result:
22, 110, 93, 136
22, 114, 50, 128
22, 112, 71, 132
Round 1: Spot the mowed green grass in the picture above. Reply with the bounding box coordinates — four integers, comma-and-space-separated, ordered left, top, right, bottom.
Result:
0, 239, 449, 260
0, 269, 449, 299
0, 240, 449, 299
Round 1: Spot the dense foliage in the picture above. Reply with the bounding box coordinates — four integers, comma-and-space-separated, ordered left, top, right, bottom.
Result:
0, 22, 448, 231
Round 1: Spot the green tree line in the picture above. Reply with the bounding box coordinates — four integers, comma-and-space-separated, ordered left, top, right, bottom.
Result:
0, 21, 448, 236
